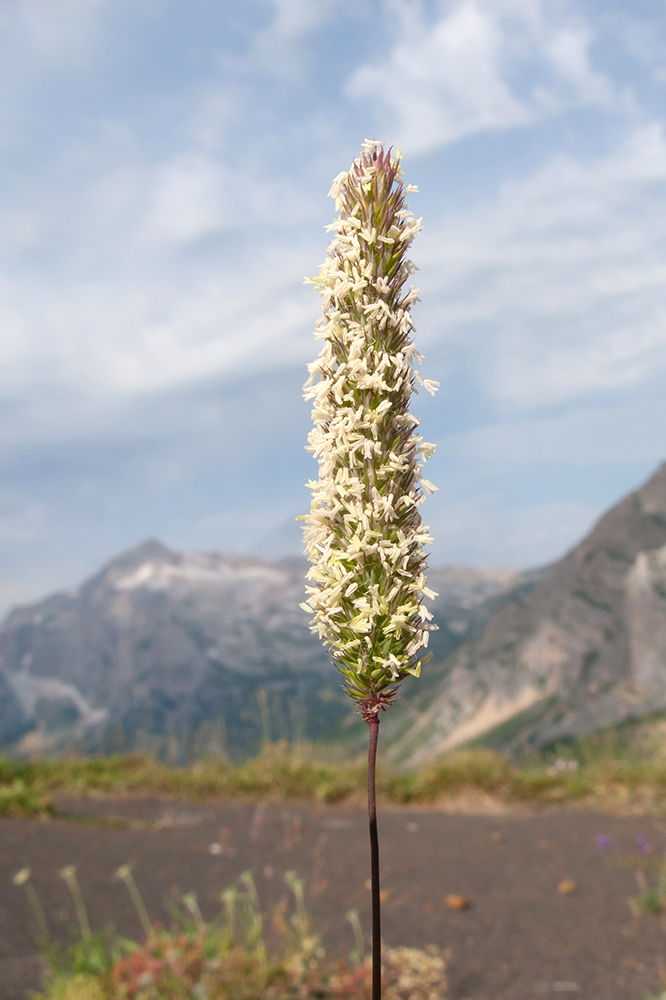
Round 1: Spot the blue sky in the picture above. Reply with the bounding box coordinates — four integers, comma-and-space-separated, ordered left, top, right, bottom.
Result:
2, 0, 666, 613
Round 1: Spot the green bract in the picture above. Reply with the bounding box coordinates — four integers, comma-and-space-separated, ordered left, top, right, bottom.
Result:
300, 141, 438, 713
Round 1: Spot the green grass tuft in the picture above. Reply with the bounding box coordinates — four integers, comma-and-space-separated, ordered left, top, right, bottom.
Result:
5, 729, 666, 816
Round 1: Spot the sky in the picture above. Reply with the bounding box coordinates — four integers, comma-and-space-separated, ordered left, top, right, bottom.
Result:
2, 0, 666, 614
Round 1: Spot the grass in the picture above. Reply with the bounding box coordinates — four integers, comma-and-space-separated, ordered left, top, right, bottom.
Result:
0, 745, 367, 810
6, 724, 666, 818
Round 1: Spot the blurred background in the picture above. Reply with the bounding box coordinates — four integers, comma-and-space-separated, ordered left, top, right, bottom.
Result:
1, 0, 666, 615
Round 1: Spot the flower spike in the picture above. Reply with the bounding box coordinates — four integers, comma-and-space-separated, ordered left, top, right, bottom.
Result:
301, 140, 438, 715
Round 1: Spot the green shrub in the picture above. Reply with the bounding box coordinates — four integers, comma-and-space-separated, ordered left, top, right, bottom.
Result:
0, 779, 53, 817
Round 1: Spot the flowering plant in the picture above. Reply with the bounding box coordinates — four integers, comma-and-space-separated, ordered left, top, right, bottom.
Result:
300, 140, 438, 1000
300, 139, 438, 719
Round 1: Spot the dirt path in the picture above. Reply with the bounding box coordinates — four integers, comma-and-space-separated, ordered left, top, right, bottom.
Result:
1, 797, 665, 999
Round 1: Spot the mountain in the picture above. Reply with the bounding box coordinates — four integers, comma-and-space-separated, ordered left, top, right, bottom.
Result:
8, 460, 666, 767
0, 540, 520, 758
386, 463, 666, 765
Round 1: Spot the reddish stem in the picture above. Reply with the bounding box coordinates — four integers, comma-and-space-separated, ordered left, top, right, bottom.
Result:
366, 713, 381, 1000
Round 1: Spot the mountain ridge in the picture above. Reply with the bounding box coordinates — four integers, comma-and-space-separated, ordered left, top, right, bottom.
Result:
0, 540, 520, 757
386, 463, 666, 764
5, 464, 666, 763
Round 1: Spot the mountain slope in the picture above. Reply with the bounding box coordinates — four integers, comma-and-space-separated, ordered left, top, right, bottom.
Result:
0, 541, 337, 756
387, 463, 666, 764
0, 540, 520, 757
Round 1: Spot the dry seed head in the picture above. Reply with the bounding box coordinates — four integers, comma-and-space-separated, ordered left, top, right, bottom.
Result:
301, 140, 438, 713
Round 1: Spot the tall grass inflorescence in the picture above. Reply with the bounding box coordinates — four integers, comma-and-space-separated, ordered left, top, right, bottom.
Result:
301, 140, 438, 999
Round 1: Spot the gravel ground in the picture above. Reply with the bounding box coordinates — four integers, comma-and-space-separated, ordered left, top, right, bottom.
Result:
0, 796, 665, 999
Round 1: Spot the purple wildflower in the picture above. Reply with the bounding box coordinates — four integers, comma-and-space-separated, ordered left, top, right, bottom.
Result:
596, 834, 611, 851
636, 834, 653, 857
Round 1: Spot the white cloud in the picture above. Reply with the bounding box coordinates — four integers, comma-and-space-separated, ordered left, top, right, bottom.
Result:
346, 0, 615, 154
0, 242, 317, 423
244, 0, 361, 80
0, 113, 327, 423
137, 153, 232, 245
543, 23, 612, 105
1, 0, 665, 604
347, 0, 528, 152
4, 0, 109, 63
440, 396, 666, 468
188, 87, 239, 152
418, 123, 666, 407
261, 0, 333, 46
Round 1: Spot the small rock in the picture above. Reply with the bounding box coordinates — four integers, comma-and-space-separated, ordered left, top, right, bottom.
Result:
446, 894, 472, 910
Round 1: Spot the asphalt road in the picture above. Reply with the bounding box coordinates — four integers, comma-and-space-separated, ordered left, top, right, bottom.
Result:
1, 796, 665, 999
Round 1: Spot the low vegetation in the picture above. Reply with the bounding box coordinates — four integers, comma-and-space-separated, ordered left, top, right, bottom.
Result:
4, 723, 666, 816
9, 727, 666, 998
21, 866, 448, 1000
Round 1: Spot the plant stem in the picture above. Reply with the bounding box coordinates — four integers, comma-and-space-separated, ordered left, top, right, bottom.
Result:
367, 713, 381, 1000
61, 870, 91, 941
25, 884, 51, 949
121, 870, 154, 939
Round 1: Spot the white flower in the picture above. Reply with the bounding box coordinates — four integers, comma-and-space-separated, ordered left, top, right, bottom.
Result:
301, 142, 438, 713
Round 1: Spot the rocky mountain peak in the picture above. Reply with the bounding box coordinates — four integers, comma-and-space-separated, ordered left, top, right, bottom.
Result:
5, 465, 665, 763
0, 540, 521, 758
387, 463, 666, 764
